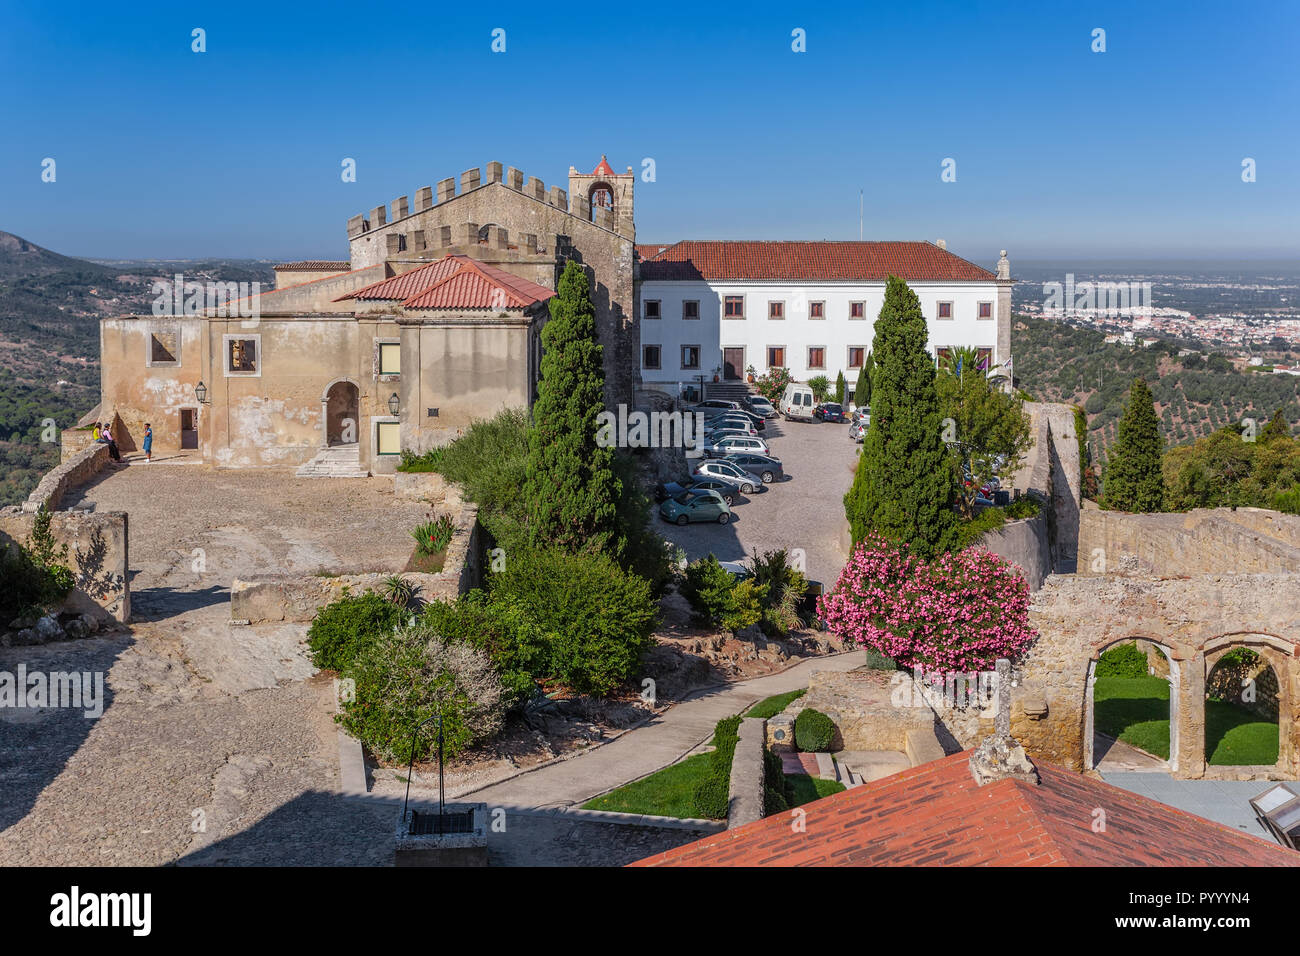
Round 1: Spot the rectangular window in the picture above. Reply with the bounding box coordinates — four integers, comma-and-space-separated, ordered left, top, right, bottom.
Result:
848, 347, 865, 369
978, 301, 993, 319
681, 345, 700, 370
225, 336, 259, 375
149, 331, 179, 366
936, 347, 954, 368
682, 300, 699, 320
378, 342, 401, 376
768, 300, 784, 320
976, 348, 993, 371
767, 346, 785, 368
937, 301, 954, 319
809, 301, 825, 319
849, 301, 866, 319
643, 345, 661, 369
724, 295, 745, 319
807, 347, 825, 369
376, 421, 400, 455
644, 300, 661, 320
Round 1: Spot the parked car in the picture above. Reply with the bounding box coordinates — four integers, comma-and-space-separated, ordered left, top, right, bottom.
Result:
654, 476, 742, 506
659, 489, 732, 525
703, 434, 771, 459
704, 415, 758, 435
849, 420, 867, 443
692, 399, 743, 414
704, 427, 755, 445
722, 452, 784, 483
779, 383, 816, 421
692, 459, 765, 494
707, 408, 766, 431
851, 406, 871, 425
813, 402, 848, 423
744, 395, 778, 419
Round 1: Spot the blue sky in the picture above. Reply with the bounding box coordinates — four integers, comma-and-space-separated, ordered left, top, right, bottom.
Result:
1, 0, 1296, 263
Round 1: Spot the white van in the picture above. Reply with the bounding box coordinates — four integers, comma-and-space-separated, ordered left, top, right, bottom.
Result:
779, 383, 816, 421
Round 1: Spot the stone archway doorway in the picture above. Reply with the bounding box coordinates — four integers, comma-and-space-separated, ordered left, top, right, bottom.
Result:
1084, 638, 1180, 773
322, 380, 359, 447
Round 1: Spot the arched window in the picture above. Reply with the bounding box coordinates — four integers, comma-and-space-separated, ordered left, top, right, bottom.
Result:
589, 183, 614, 219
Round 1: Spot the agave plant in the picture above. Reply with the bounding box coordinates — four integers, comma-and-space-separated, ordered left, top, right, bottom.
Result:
382, 574, 419, 609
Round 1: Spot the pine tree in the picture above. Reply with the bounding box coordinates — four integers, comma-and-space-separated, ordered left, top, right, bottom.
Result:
843, 277, 957, 557
523, 261, 620, 553
853, 351, 873, 408
1259, 406, 1291, 443
1104, 378, 1165, 512
835, 370, 847, 406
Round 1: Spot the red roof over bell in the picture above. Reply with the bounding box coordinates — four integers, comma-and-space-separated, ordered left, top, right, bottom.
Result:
592, 155, 615, 177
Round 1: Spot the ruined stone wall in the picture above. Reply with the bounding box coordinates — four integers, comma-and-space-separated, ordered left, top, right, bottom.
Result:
1007, 401, 1081, 573
1078, 506, 1300, 576
0, 507, 130, 622
974, 512, 1052, 591
20, 443, 112, 513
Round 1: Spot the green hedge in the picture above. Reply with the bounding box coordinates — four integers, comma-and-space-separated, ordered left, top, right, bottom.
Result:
1096, 642, 1149, 679
794, 708, 836, 752
692, 715, 743, 819
306, 592, 405, 673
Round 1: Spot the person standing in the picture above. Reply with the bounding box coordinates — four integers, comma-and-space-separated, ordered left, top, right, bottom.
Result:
143, 423, 153, 463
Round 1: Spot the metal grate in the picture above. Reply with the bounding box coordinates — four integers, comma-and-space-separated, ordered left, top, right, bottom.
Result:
408, 809, 474, 836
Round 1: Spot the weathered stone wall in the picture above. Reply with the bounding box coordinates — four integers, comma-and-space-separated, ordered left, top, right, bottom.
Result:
21, 443, 111, 513
1078, 505, 1300, 576
727, 717, 766, 829
0, 507, 130, 622
1008, 402, 1081, 573
974, 512, 1052, 591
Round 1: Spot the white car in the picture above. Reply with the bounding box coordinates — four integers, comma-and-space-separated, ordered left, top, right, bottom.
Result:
692, 459, 764, 494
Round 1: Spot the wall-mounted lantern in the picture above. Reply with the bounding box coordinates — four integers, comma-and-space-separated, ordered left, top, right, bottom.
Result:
387, 392, 401, 416
194, 380, 209, 404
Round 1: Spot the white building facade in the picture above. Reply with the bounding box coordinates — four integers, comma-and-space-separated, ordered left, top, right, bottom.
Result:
636, 241, 1013, 398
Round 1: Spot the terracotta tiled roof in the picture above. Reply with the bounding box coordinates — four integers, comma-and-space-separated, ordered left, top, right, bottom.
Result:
336, 255, 553, 310
631, 752, 1300, 867
638, 241, 996, 282
592, 155, 616, 177
636, 244, 671, 261
273, 260, 351, 272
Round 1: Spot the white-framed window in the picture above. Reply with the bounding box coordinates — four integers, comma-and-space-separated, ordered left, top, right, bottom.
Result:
643, 345, 661, 369
937, 301, 954, 320
644, 300, 661, 320
766, 345, 786, 368
377, 341, 400, 377
147, 329, 180, 367
375, 419, 400, 456
978, 301, 994, 320
768, 300, 784, 320
848, 346, 866, 369
681, 345, 701, 370
682, 300, 699, 320
223, 334, 260, 376
807, 346, 825, 369
849, 301, 866, 319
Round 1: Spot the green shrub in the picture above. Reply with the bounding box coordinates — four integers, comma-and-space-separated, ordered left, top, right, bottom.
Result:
489, 548, 657, 695
863, 647, 897, 671
808, 375, 831, 401
420, 593, 546, 705
338, 622, 507, 764
307, 592, 405, 672
0, 506, 75, 620
794, 708, 836, 752
397, 447, 447, 473
432, 409, 532, 554
412, 514, 455, 555
1274, 485, 1300, 515
692, 775, 729, 819
748, 548, 808, 638
764, 785, 790, 815
681, 555, 738, 624
1095, 642, 1149, 679
761, 746, 791, 815
955, 495, 1041, 549
381, 574, 418, 609
709, 715, 742, 777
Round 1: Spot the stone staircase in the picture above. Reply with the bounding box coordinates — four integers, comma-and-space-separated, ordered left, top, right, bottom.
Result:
703, 381, 752, 403
295, 443, 369, 479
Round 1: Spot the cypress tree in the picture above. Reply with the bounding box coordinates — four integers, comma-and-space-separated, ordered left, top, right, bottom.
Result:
835, 370, 847, 406
1259, 407, 1291, 443
843, 277, 957, 557
523, 261, 620, 553
853, 351, 873, 408
1104, 378, 1165, 512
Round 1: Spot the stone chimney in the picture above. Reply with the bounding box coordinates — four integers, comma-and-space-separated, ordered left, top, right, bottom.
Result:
968, 658, 1039, 786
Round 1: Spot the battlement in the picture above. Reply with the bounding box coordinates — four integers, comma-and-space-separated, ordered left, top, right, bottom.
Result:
346, 161, 574, 240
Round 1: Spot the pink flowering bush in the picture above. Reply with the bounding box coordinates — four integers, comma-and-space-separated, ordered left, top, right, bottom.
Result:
817, 533, 1037, 672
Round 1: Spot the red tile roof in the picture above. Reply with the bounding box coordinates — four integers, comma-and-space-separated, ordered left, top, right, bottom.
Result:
638, 240, 996, 282
631, 752, 1300, 867
273, 260, 352, 272
336, 255, 553, 310
592, 155, 616, 177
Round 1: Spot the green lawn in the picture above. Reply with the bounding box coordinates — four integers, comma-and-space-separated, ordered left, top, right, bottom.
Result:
1093, 675, 1280, 765
1094, 675, 1171, 759
580, 752, 716, 819
746, 689, 806, 719
786, 773, 845, 807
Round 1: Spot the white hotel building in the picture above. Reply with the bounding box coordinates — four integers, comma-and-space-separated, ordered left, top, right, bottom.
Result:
635, 241, 1013, 398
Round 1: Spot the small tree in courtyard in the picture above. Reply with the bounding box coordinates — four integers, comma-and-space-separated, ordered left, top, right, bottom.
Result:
1104, 377, 1165, 513
843, 277, 957, 557
524, 260, 620, 552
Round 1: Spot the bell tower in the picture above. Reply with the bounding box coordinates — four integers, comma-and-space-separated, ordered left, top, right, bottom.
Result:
568, 155, 635, 239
